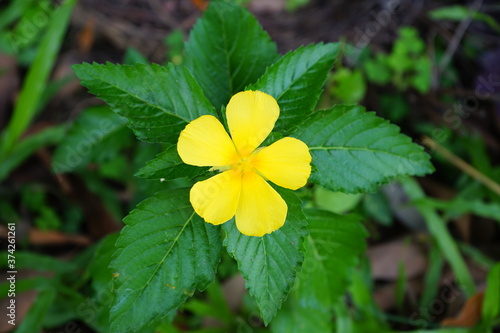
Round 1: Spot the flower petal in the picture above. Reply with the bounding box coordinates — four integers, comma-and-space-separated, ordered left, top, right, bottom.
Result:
252, 137, 312, 190
226, 90, 279, 156
235, 171, 287, 236
190, 170, 242, 225
178, 115, 238, 167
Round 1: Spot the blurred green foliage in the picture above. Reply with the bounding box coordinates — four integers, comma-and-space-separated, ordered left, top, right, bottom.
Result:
0, 1, 499, 332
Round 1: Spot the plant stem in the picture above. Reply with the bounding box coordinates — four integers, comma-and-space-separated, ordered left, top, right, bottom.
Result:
423, 136, 500, 196
400, 177, 476, 297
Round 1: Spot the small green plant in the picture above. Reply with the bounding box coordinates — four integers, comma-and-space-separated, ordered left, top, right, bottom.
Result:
71, 2, 433, 331
2, 1, 499, 332
364, 26, 431, 94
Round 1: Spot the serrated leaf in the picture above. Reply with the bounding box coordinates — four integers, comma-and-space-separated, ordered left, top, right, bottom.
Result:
88, 233, 119, 332
249, 43, 339, 133
72, 63, 216, 144
52, 106, 128, 172
135, 145, 207, 180
184, 1, 278, 109
110, 189, 222, 332
223, 189, 307, 325
296, 210, 367, 309
294, 104, 434, 193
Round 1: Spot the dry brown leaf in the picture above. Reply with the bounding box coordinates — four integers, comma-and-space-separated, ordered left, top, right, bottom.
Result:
368, 238, 427, 281
441, 292, 484, 328
78, 18, 95, 53
28, 228, 91, 246
191, 0, 208, 10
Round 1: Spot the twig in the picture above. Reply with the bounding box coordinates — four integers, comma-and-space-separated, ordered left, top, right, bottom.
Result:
422, 136, 500, 196
438, 0, 483, 74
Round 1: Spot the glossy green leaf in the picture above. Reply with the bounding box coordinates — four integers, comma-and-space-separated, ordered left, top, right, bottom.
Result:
296, 210, 368, 309
184, 1, 278, 109
52, 106, 128, 172
72, 63, 216, 144
135, 145, 207, 180
223, 189, 307, 325
249, 43, 339, 133
295, 104, 434, 193
110, 189, 222, 332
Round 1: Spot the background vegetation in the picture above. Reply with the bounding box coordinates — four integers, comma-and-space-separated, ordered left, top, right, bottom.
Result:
0, 0, 499, 332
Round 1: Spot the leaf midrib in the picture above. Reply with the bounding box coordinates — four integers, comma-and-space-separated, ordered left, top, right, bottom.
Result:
118, 211, 196, 318
87, 70, 190, 122
309, 146, 417, 157
262, 46, 332, 102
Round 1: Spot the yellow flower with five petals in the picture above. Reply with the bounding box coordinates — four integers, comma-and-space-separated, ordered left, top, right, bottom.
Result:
177, 90, 311, 236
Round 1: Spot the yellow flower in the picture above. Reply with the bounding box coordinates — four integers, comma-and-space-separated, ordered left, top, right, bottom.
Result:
177, 90, 311, 236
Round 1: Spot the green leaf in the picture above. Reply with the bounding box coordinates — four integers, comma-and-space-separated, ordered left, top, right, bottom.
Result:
330, 68, 366, 104
415, 197, 500, 222
296, 210, 368, 309
184, 1, 278, 109
362, 192, 392, 226
412, 57, 431, 94
482, 263, 500, 323
294, 104, 434, 193
0, 125, 65, 182
90, 233, 119, 298
52, 106, 128, 172
0, 0, 76, 155
285, 0, 310, 12
124, 47, 149, 65
314, 186, 362, 214
249, 43, 339, 134
429, 5, 500, 33
72, 63, 216, 144
223, 189, 307, 325
0, 251, 76, 273
135, 145, 207, 180
401, 177, 476, 297
88, 233, 119, 332
110, 188, 222, 332
0, 0, 35, 32
364, 53, 391, 85
15, 288, 57, 333
271, 294, 332, 333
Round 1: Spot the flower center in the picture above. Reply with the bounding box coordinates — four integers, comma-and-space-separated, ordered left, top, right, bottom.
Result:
233, 155, 255, 173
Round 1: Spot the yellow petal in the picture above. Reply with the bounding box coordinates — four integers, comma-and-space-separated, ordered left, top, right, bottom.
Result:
252, 137, 312, 190
178, 115, 238, 167
235, 171, 287, 236
226, 90, 279, 156
190, 170, 242, 225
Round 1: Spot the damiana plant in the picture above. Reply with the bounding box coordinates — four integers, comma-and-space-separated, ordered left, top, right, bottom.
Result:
73, 1, 433, 332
